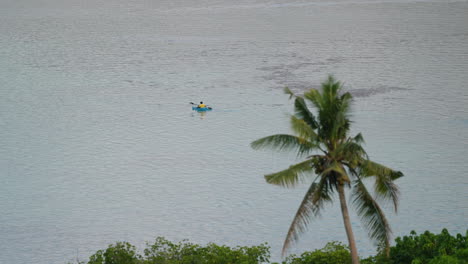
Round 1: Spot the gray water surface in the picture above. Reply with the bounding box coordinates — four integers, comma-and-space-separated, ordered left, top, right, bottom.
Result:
1, 0, 468, 263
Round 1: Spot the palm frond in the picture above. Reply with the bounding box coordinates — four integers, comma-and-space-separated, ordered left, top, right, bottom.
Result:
284, 86, 295, 99
353, 133, 365, 144
293, 97, 319, 129
304, 76, 353, 144
360, 160, 403, 212
290, 115, 319, 143
322, 161, 349, 183
304, 88, 322, 110
330, 95, 351, 142
352, 179, 392, 256
251, 134, 317, 156
340, 92, 353, 118
336, 140, 368, 168
321, 75, 340, 107
264, 159, 316, 188
282, 176, 333, 255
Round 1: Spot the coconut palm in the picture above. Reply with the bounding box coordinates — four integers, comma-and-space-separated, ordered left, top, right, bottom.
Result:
251, 76, 403, 264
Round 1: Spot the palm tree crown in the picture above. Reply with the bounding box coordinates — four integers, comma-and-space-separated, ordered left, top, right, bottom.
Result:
251, 76, 403, 263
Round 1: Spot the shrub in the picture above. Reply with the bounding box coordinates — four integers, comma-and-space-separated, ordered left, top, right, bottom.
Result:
360, 229, 468, 264
427, 255, 461, 264
81, 237, 270, 264
68, 229, 468, 264
387, 229, 468, 264
88, 242, 141, 264
281, 242, 351, 264
142, 237, 270, 264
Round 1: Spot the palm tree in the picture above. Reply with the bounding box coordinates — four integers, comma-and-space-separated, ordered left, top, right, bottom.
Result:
251, 76, 403, 264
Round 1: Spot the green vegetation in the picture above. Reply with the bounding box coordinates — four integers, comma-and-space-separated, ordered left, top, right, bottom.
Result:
362, 229, 468, 264
281, 241, 352, 264
69, 229, 468, 264
73, 237, 270, 264
251, 76, 403, 263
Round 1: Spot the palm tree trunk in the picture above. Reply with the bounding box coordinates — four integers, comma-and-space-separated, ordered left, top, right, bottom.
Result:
338, 183, 360, 264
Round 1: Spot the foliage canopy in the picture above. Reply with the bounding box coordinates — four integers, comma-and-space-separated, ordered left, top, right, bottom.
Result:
68, 229, 468, 264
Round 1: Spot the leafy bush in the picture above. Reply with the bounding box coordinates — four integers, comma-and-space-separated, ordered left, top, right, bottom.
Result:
281, 242, 351, 264
142, 237, 270, 264
427, 255, 461, 264
89, 242, 140, 264
69, 229, 468, 264
362, 229, 468, 264
389, 229, 467, 264
455, 248, 468, 262
82, 237, 270, 264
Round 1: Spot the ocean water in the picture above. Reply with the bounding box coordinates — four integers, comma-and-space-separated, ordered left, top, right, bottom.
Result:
1, 0, 467, 263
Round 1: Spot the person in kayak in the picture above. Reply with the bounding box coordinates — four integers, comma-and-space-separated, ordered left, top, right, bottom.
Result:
198, 101, 206, 108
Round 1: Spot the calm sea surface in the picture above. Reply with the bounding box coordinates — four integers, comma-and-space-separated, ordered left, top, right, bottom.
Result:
1, 0, 467, 263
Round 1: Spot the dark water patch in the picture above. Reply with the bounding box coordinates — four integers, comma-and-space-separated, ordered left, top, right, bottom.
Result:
282, 81, 318, 93
347, 85, 410, 97
449, 32, 468, 38
251, 103, 285, 107
266, 81, 410, 99
257, 65, 286, 71
258, 58, 345, 90
258, 60, 410, 99
257, 60, 334, 73
326, 57, 346, 64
